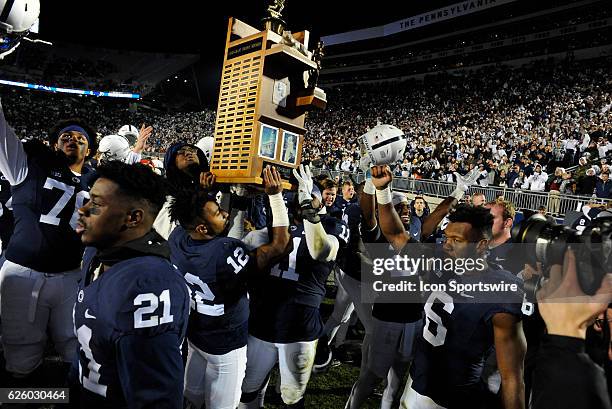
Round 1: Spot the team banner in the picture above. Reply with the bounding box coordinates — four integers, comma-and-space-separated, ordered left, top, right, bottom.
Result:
322, 0, 517, 46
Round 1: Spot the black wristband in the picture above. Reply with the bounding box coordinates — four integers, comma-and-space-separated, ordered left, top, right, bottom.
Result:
300, 200, 321, 224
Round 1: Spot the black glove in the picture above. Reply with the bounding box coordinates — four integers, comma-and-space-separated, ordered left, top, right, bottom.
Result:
300, 200, 321, 224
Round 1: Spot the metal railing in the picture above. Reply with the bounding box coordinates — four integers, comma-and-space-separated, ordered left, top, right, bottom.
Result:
311, 168, 612, 218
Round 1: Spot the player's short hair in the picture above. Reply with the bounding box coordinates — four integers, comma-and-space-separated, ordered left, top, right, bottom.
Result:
96, 161, 167, 217
320, 178, 338, 191
448, 204, 494, 241
169, 187, 218, 230
342, 179, 354, 187
486, 198, 516, 221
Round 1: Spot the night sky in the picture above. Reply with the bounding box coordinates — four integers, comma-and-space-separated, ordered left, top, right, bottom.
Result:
37, 1, 465, 105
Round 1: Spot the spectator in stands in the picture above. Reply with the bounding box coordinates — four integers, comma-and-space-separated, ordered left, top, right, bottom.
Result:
559, 170, 576, 195
495, 169, 508, 187
579, 168, 598, 196
507, 165, 521, 188
523, 164, 548, 192
477, 164, 489, 187
575, 157, 590, 182
547, 167, 565, 214
595, 172, 612, 199
513, 170, 526, 189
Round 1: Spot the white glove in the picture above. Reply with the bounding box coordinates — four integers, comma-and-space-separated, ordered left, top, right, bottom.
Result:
451, 168, 480, 200
293, 164, 314, 204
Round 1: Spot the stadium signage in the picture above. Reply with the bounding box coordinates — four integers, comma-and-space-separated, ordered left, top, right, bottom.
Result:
322, 0, 516, 46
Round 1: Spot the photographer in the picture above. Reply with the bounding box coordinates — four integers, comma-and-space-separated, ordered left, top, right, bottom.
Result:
532, 249, 612, 409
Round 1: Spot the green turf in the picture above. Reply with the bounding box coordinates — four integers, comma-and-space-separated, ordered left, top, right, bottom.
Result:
262, 361, 384, 408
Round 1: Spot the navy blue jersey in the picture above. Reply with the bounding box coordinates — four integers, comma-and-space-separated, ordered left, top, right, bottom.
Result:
331, 196, 355, 216
74, 247, 190, 409
371, 225, 423, 323
335, 202, 368, 280
487, 238, 524, 275
410, 269, 523, 408
168, 227, 251, 355
571, 207, 603, 235
6, 146, 93, 272
248, 215, 349, 343
0, 172, 14, 250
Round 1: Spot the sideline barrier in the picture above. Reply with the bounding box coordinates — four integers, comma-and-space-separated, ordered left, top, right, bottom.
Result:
310, 168, 611, 218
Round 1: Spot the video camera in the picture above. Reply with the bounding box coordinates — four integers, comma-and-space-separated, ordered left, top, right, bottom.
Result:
511, 213, 612, 296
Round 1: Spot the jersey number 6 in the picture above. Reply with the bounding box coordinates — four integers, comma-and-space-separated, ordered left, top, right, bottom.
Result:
423, 291, 454, 347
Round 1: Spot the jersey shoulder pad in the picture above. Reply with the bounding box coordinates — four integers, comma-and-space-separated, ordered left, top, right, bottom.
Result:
214, 237, 251, 275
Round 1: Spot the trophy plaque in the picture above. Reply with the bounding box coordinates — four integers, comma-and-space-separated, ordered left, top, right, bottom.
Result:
210, 3, 327, 187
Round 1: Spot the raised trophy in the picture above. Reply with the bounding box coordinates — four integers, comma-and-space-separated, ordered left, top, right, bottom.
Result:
209, 1, 327, 187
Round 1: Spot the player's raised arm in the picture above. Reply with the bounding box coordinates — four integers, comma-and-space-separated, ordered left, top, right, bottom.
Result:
420, 168, 479, 239
358, 154, 378, 231
253, 165, 291, 270
371, 165, 409, 251
0, 101, 28, 185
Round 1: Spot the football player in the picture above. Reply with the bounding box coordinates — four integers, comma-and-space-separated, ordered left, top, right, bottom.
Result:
74, 161, 190, 408
345, 163, 474, 409
0, 105, 97, 385
154, 142, 211, 239
317, 124, 410, 375
410, 218, 525, 407
332, 179, 356, 214
315, 179, 376, 374
168, 166, 291, 409
97, 124, 152, 166
238, 165, 349, 409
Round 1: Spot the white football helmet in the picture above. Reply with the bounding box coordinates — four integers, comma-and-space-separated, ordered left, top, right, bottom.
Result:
98, 134, 130, 163
196, 136, 214, 163
117, 124, 139, 146
0, 0, 40, 59
358, 124, 407, 166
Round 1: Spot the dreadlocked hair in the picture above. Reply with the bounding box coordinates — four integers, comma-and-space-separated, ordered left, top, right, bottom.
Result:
168, 186, 218, 231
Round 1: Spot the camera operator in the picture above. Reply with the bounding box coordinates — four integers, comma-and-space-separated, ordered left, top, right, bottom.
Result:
532, 249, 611, 409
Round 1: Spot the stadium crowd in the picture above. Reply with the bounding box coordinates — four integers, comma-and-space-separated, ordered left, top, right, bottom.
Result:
1, 58, 611, 199
304, 58, 612, 198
